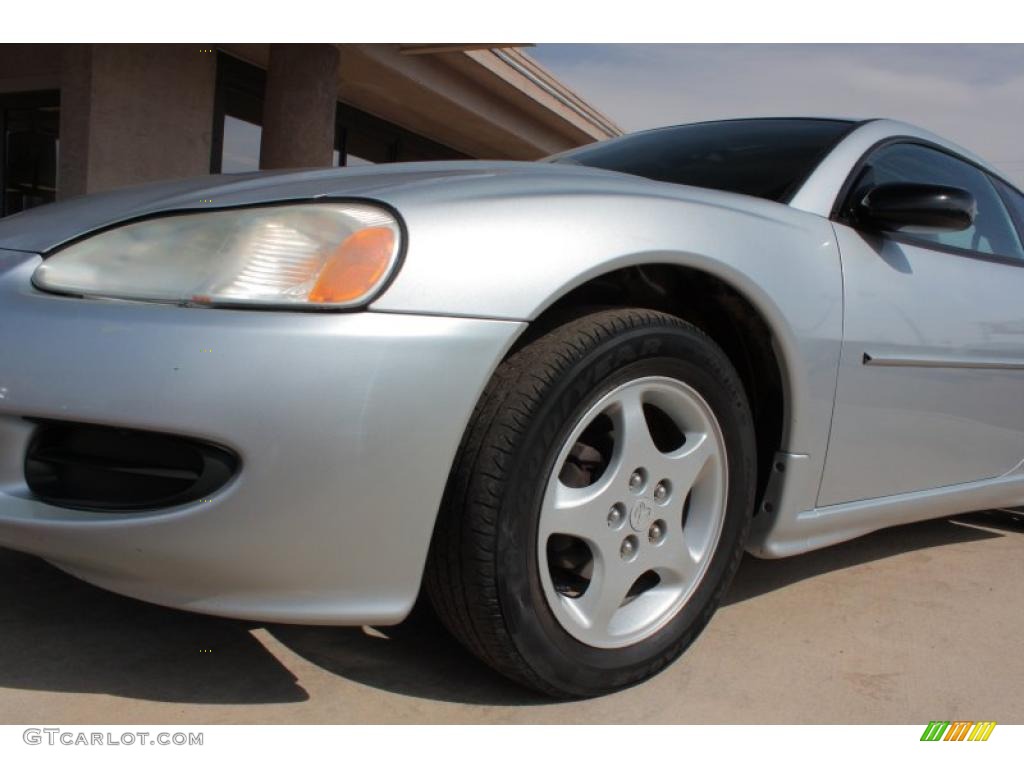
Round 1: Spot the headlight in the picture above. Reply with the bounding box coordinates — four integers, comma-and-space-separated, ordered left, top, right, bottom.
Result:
32, 202, 402, 309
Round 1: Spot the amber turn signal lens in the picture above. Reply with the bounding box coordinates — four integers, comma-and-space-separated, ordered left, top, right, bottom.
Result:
308, 226, 396, 304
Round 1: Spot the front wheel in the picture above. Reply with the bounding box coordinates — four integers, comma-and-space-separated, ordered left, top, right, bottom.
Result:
425, 308, 757, 697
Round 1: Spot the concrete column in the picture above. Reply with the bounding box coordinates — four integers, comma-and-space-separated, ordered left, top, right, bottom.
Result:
57, 44, 217, 197
57, 45, 93, 199
259, 44, 339, 169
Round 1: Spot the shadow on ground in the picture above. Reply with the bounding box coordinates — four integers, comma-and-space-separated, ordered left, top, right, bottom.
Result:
0, 549, 307, 706
723, 510, 1013, 606
0, 511, 1017, 708
267, 606, 541, 706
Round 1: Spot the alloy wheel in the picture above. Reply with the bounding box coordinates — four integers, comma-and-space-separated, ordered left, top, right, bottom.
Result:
537, 376, 728, 649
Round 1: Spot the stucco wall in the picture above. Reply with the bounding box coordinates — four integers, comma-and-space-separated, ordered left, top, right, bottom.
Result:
74, 45, 217, 195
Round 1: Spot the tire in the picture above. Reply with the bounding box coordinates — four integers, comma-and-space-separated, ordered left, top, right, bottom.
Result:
425, 308, 757, 698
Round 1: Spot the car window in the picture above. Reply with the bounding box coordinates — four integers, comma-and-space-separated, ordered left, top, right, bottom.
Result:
547, 119, 856, 202
993, 176, 1024, 245
849, 143, 1024, 261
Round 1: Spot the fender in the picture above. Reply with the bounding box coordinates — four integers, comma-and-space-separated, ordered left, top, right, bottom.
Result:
371, 179, 845, 524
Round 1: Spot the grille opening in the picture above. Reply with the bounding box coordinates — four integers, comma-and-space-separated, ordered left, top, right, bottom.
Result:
24, 420, 239, 512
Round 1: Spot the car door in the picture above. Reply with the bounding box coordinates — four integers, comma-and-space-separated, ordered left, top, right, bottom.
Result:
818, 141, 1024, 507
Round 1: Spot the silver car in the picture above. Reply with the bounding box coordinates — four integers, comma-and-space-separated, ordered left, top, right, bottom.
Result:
1, 117, 1022, 698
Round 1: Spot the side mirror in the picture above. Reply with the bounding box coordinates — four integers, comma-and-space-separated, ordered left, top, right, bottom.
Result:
853, 182, 976, 234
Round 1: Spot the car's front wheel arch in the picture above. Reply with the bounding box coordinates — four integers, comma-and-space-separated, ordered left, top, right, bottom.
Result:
505, 262, 788, 511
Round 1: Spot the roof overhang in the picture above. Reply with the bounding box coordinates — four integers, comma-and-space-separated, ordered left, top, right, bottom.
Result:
221, 43, 621, 160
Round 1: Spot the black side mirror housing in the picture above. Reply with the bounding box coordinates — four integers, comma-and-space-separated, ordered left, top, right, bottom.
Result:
853, 182, 977, 234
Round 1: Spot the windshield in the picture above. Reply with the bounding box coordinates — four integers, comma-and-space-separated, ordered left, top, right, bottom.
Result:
548, 118, 858, 202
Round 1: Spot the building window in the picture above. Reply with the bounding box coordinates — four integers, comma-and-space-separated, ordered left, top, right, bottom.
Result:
221, 115, 262, 173
210, 51, 467, 174
0, 90, 59, 217
210, 53, 266, 173
333, 101, 466, 167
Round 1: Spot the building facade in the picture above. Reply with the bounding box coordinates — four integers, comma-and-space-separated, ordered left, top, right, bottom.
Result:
0, 43, 620, 217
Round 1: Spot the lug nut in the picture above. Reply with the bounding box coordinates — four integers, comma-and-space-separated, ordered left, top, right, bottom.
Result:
629, 470, 645, 490
607, 504, 624, 528
620, 536, 638, 560
649, 521, 665, 543
654, 482, 668, 501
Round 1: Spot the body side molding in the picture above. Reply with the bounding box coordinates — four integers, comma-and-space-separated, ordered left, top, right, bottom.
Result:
862, 352, 1024, 370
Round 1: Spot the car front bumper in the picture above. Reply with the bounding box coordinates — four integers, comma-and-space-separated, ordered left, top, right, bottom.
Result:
0, 249, 523, 624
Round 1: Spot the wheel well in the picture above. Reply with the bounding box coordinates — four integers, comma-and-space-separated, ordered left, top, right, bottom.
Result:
511, 264, 786, 507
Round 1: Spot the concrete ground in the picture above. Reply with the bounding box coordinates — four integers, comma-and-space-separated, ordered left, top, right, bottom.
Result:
0, 510, 1020, 724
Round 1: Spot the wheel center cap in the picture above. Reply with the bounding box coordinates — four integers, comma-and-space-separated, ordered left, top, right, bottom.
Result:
629, 499, 653, 532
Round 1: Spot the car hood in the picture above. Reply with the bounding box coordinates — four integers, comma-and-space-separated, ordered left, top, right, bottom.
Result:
0, 160, 634, 254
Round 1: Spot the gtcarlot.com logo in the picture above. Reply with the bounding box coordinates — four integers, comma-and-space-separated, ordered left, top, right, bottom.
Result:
23, 728, 203, 747
920, 721, 996, 742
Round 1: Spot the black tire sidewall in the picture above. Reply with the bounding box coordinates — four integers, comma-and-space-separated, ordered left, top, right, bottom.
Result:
497, 320, 756, 696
